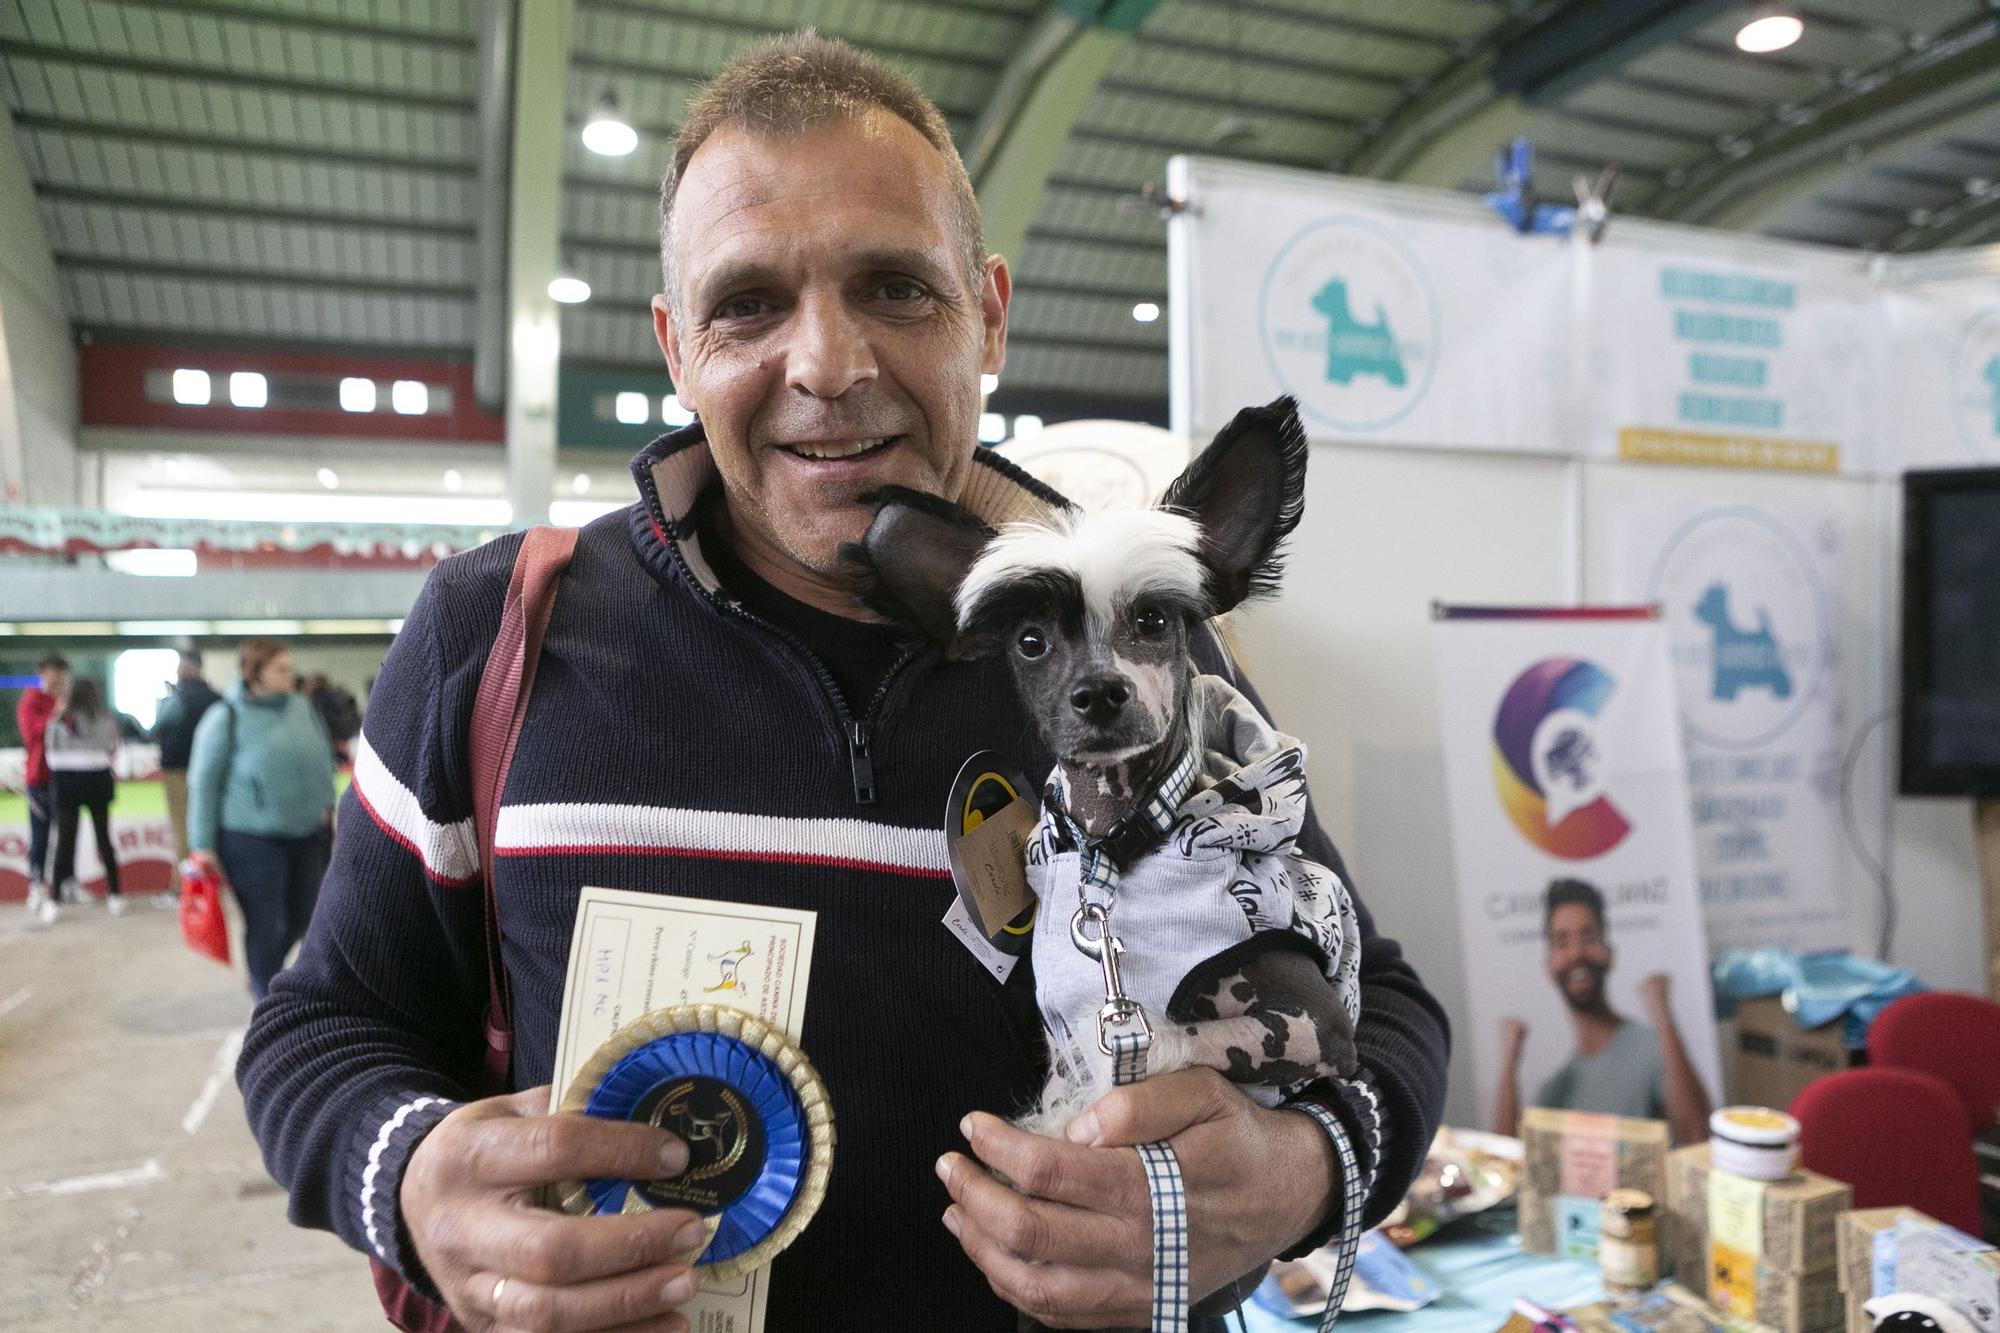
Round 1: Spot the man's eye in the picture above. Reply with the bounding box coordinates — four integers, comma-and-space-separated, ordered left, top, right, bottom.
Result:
1134, 607, 1169, 636
878, 279, 925, 302
715, 296, 767, 320
1017, 628, 1048, 660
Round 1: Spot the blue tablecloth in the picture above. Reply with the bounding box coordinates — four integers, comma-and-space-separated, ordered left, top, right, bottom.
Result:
1245, 1210, 1606, 1333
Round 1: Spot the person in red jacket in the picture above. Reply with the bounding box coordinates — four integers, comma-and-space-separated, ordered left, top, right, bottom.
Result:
17, 653, 69, 926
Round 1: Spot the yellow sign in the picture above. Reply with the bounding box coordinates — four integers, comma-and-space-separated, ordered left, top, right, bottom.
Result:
1619, 427, 1839, 473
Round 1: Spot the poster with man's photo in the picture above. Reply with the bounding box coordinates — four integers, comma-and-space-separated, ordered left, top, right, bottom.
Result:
1432, 609, 1722, 1144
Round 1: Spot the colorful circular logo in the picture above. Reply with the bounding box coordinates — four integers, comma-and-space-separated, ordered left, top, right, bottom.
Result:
1492, 658, 1632, 860
1257, 216, 1439, 431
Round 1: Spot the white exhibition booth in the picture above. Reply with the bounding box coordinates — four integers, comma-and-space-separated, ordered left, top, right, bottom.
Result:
1157, 156, 2000, 1127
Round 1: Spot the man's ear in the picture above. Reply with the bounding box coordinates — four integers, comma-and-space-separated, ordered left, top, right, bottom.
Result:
1158, 395, 1308, 615
840, 487, 995, 653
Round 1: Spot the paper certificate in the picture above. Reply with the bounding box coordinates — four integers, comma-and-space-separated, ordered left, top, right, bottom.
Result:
550, 887, 819, 1333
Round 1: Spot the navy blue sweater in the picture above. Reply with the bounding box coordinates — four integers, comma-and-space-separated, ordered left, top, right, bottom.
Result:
235, 426, 1450, 1327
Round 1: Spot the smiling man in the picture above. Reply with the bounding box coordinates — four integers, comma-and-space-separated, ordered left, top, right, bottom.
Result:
237, 33, 1447, 1333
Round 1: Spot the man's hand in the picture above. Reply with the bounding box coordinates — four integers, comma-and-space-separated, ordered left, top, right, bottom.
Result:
402, 1087, 705, 1333
1500, 1017, 1528, 1067
1639, 972, 1672, 1023
937, 1069, 1336, 1328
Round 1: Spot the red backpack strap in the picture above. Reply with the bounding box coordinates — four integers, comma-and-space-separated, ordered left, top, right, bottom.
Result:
467, 524, 579, 1090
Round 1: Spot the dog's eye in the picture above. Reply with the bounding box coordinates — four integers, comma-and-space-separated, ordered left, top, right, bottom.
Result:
1134, 607, 1170, 636
1016, 628, 1048, 660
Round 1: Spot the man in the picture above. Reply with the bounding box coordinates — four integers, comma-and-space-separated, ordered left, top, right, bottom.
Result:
18, 653, 68, 926
237, 34, 1448, 1331
1493, 879, 1711, 1143
151, 649, 221, 869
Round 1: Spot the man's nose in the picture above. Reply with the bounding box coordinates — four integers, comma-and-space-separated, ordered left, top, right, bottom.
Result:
1069, 675, 1130, 725
785, 294, 877, 399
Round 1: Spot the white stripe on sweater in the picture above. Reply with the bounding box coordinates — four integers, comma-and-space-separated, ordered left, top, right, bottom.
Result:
495, 802, 951, 877
46, 750, 116, 771
361, 1095, 450, 1261
351, 733, 479, 885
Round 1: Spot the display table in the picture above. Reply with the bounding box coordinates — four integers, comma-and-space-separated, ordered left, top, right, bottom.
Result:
1245, 1210, 1605, 1333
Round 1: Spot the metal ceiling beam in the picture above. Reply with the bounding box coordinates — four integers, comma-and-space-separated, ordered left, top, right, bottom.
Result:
1657, 18, 2000, 229
0, 95, 78, 505
966, 2, 1163, 265
10, 114, 478, 175
578, 0, 1008, 74
0, 42, 476, 113
105, 0, 478, 51
504, 0, 572, 527
473, 0, 514, 413
1888, 192, 2000, 252
33, 185, 479, 236
1346, 0, 1730, 186
52, 256, 474, 301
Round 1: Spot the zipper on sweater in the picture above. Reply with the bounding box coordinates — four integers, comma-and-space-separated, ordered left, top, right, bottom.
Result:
640, 478, 926, 805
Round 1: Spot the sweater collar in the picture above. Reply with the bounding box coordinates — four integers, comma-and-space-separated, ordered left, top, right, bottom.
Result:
625, 421, 1074, 601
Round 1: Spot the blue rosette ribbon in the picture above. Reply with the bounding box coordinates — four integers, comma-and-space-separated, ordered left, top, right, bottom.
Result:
554, 1004, 834, 1282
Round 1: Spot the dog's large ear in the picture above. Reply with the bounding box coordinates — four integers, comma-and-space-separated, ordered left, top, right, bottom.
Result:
840, 486, 995, 653
1158, 395, 1307, 615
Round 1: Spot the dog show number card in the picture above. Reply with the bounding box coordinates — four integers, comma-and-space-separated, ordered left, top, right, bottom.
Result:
550, 887, 820, 1333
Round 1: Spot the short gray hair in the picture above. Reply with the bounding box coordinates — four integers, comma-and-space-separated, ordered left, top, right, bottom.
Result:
658, 31, 985, 322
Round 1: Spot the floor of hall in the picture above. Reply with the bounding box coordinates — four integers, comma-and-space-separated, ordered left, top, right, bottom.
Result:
1, 892, 384, 1331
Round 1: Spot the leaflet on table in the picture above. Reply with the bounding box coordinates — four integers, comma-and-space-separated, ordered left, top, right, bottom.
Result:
550, 886, 820, 1333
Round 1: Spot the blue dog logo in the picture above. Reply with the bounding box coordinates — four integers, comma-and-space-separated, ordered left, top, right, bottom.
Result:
1694, 583, 1792, 701
1311, 278, 1406, 387
1986, 354, 2000, 435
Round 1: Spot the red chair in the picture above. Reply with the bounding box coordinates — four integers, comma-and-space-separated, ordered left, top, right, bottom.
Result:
1792, 1068, 1982, 1233
1869, 992, 2000, 1133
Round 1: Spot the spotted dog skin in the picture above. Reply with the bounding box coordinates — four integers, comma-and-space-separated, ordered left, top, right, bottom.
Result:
1166, 947, 1358, 1089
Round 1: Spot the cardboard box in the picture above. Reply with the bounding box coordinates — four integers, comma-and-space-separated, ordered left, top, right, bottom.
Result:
1706, 1252, 1844, 1333
1838, 1209, 1918, 1295
1664, 1144, 1852, 1275
1733, 997, 1860, 1110
1845, 1290, 1872, 1333
1518, 1109, 1671, 1259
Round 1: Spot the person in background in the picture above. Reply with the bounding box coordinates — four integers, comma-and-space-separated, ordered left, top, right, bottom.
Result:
46, 677, 123, 920
17, 653, 68, 924
186, 640, 337, 1000
151, 649, 220, 871
1493, 878, 1713, 1143
304, 673, 361, 767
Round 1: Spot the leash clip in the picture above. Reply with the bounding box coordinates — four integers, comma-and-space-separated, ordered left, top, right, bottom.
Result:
1071, 903, 1152, 1056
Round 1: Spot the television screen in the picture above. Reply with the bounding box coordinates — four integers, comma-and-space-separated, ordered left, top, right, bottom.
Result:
1901, 467, 2000, 797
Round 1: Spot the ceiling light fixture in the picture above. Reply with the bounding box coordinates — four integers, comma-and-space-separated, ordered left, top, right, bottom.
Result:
316, 467, 340, 490
339, 377, 377, 412
1132, 301, 1161, 323
614, 391, 649, 424
548, 260, 592, 305
391, 379, 429, 415
1735, 15, 1803, 53
582, 90, 638, 157
443, 468, 463, 493
172, 368, 211, 406
229, 371, 267, 408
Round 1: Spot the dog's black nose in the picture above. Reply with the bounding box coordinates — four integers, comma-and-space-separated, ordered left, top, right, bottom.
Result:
1070, 676, 1130, 722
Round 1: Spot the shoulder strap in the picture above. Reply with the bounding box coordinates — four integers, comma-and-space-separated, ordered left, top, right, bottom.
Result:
468, 525, 579, 1089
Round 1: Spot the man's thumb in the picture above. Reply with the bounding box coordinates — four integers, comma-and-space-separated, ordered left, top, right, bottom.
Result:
1066, 1069, 1231, 1147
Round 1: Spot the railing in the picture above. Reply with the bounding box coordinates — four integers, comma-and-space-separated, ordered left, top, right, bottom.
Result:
0, 506, 502, 570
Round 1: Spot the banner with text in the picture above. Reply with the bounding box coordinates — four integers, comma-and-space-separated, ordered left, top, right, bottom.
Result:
1433, 609, 1721, 1136
1171, 155, 2000, 474
1611, 502, 1848, 954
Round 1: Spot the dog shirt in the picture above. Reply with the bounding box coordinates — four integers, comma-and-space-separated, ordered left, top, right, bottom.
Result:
1025, 674, 1364, 1102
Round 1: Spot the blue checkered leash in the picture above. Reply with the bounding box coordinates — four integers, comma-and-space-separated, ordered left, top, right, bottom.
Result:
1050, 749, 1199, 1333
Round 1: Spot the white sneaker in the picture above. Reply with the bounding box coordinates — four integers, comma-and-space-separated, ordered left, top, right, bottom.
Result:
107, 895, 127, 917
25, 884, 48, 915
30, 894, 57, 928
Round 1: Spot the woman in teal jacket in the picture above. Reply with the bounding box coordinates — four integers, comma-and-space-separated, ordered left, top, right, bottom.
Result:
187, 639, 337, 1000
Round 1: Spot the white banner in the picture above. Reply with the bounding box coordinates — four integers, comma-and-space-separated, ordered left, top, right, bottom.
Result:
1611, 502, 1848, 954
1170, 155, 2000, 475
1171, 158, 1572, 451
1432, 611, 1721, 1136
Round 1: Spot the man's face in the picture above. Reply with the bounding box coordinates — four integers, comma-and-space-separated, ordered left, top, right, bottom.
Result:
40, 667, 68, 697
655, 110, 1009, 573
1545, 901, 1613, 1012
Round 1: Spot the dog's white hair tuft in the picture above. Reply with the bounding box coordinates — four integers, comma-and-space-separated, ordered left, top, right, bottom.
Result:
956, 507, 1206, 630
